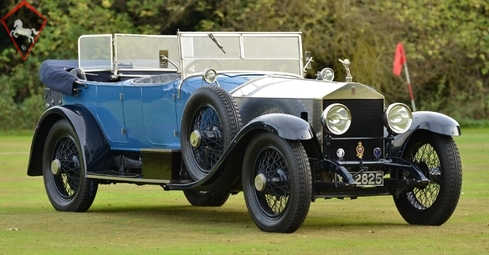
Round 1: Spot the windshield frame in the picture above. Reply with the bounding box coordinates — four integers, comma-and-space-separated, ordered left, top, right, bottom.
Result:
177, 31, 304, 79
78, 33, 179, 75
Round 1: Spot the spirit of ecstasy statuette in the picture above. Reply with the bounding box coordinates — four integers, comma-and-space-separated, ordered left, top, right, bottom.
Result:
338, 59, 353, 82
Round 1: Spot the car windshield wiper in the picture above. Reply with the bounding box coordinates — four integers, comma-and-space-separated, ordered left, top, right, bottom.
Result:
208, 33, 226, 54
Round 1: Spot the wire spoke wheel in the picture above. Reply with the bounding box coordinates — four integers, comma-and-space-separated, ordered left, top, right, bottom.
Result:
242, 132, 311, 233
43, 119, 98, 212
52, 137, 81, 198
405, 143, 440, 209
255, 149, 290, 217
190, 105, 224, 170
181, 86, 242, 180
394, 131, 462, 225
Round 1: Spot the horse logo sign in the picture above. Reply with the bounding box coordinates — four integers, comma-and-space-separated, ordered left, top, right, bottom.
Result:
10, 19, 39, 44
1, 1, 47, 60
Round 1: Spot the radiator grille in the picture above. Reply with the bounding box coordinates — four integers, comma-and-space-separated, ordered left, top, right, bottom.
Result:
323, 99, 384, 161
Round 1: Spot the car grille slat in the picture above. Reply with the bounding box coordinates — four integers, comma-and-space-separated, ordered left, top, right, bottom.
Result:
324, 99, 384, 161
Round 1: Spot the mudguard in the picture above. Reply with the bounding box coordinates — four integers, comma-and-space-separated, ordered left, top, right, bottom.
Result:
240, 113, 314, 140
390, 111, 461, 157
27, 105, 111, 176
167, 113, 314, 191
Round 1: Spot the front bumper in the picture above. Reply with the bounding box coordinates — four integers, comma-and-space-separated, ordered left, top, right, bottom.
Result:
311, 157, 430, 199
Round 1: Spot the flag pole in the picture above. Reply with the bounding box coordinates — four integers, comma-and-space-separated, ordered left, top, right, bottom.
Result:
393, 42, 416, 112
403, 61, 416, 111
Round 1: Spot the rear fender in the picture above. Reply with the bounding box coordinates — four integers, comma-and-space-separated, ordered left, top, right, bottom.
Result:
27, 105, 111, 176
390, 111, 461, 157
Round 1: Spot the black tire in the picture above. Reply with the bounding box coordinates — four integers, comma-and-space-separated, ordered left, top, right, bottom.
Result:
42, 119, 98, 212
242, 132, 312, 233
180, 86, 242, 180
183, 190, 230, 207
394, 131, 462, 225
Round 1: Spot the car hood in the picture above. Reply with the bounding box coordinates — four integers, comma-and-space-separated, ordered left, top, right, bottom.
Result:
229, 75, 384, 100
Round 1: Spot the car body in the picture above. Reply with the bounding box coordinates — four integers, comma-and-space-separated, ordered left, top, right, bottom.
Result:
28, 32, 462, 233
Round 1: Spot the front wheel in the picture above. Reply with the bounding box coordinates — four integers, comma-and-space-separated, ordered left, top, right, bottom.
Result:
242, 132, 312, 233
394, 131, 462, 225
42, 119, 98, 212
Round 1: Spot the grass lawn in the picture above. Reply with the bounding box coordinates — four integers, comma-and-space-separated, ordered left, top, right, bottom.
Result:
0, 129, 488, 254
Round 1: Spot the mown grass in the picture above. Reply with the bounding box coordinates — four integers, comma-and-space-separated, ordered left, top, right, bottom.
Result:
1, 129, 488, 254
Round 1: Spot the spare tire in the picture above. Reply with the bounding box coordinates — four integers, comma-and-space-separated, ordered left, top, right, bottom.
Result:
180, 86, 242, 180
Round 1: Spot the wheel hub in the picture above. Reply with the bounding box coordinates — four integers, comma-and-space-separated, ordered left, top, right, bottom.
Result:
254, 173, 267, 192
51, 159, 61, 175
190, 130, 201, 148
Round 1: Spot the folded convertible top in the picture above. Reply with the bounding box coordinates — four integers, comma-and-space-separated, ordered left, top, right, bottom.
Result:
39, 60, 78, 95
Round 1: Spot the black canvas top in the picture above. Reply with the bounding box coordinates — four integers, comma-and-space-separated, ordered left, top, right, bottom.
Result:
39, 60, 78, 95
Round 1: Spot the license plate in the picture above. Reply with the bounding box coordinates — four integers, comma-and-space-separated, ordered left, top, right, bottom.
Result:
353, 171, 384, 186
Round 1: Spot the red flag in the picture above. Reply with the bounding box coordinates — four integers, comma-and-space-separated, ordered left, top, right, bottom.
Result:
393, 42, 405, 76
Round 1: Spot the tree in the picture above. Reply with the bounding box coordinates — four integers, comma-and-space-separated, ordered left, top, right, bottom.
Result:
192, 0, 489, 118
0, 0, 488, 131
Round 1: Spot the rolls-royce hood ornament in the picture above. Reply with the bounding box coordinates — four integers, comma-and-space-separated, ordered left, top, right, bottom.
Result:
338, 59, 353, 82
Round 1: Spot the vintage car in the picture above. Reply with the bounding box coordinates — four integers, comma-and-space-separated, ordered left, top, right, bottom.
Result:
28, 32, 462, 233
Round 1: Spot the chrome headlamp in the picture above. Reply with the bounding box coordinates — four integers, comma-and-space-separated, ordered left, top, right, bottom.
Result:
384, 103, 412, 134
321, 103, 352, 135
317, 68, 335, 81
203, 68, 217, 83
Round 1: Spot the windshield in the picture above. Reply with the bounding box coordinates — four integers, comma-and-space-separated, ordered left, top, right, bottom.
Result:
78, 34, 179, 72
115, 34, 179, 71
178, 32, 304, 78
78, 34, 113, 71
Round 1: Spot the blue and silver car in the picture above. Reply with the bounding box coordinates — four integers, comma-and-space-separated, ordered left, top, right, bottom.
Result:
28, 32, 462, 233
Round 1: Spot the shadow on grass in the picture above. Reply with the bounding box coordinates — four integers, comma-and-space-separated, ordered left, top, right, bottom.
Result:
88, 204, 252, 226
85, 203, 408, 230
304, 216, 409, 229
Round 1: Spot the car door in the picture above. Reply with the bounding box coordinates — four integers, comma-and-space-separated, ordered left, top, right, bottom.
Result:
122, 80, 179, 149
93, 83, 129, 144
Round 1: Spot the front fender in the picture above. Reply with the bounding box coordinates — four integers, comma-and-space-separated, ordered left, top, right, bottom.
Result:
390, 111, 461, 157
241, 113, 314, 140
27, 105, 111, 176
166, 113, 315, 191
410, 111, 461, 136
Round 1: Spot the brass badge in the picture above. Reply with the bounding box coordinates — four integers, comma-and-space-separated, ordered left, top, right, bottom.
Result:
356, 142, 364, 159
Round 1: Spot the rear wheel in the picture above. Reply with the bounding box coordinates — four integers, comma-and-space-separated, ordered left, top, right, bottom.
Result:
183, 190, 230, 207
242, 132, 312, 233
42, 119, 98, 212
394, 131, 462, 225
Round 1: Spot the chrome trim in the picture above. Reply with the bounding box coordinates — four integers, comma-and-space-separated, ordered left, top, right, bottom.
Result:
140, 148, 175, 153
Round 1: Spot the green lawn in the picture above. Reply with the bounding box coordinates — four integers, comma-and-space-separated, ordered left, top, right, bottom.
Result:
0, 129, 488, 254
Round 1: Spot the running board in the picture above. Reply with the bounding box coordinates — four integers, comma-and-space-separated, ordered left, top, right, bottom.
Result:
87, 173, 171, 184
